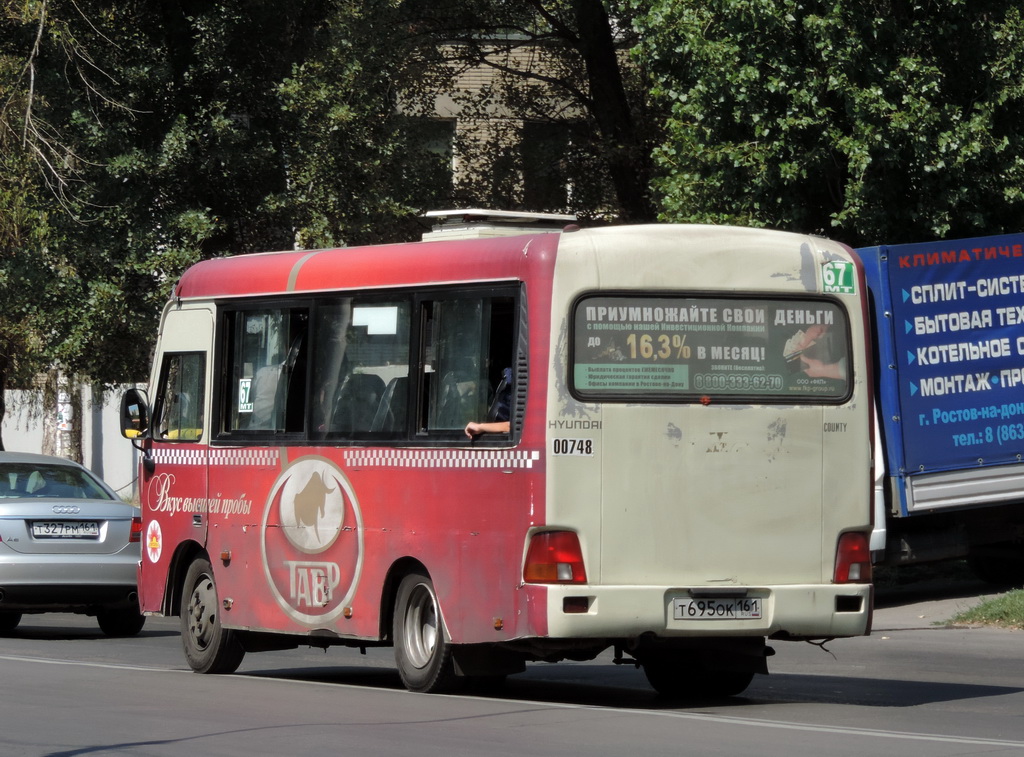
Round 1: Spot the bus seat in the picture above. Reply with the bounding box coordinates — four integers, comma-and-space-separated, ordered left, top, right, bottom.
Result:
36, 481, 83, 499
249, 334, 305, 431
371, 376, 408, 432
249, 363, 285, 429
333, 373, 386, 432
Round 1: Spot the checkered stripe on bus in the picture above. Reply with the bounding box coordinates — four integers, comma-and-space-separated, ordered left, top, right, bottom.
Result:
210, 448, 280, 467
344, 448, 541, 469
150, 447, 280, 467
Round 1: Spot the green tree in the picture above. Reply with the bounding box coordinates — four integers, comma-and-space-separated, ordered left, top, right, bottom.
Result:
275, 1, 460, 247
1, 0, 660, 454
634, 1, 1024, 245
14, 0, 450, 393
34, 0, 322, 385
0, 2, 65, 450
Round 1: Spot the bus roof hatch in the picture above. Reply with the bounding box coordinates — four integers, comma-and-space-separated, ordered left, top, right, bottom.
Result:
422, 209, 578, 241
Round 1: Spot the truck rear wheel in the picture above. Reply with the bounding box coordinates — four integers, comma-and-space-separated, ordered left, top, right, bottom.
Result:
181, 557, 245, 674
968, 545, 1024, 588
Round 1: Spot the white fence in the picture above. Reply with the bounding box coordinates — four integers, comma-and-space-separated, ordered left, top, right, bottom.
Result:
2, 386, 141, 501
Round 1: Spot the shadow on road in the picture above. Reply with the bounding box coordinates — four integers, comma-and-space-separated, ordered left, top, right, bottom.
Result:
0, 623, 178, 641
873, 561, 1002, 609
239, 658, 1024, 711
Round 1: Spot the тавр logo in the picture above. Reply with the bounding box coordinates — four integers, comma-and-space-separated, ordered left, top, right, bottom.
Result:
261, 457, 363, 625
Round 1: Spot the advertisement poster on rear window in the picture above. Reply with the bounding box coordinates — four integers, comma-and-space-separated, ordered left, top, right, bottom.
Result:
572, 296, 850, 402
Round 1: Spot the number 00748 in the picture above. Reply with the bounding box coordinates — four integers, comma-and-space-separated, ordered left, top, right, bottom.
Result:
552, 438, 594, 456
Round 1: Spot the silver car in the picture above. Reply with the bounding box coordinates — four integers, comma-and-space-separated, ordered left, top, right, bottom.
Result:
0, 452, 145, 636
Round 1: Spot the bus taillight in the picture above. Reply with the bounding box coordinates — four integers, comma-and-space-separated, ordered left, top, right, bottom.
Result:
524, 531, 587, 584
834, 532, 871, 584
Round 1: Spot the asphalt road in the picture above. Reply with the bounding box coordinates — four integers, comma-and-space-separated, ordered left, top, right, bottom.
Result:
2, 578, 1022, 757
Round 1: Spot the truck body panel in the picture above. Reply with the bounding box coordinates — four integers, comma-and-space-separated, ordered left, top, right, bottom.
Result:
858, 233, 1024, 565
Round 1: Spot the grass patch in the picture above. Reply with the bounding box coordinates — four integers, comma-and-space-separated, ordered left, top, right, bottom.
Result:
952, 590, 1024, 629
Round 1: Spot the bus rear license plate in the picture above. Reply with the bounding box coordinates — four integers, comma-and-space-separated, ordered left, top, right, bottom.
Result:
673, 597, 762, 620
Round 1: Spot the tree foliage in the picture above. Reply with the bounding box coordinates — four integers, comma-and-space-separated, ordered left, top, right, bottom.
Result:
1, 0, 655, 411
1, 2, 63, 447
275, 2, 457, 247
4, 0, 459, 395
37, 0, 331, 382
634, 0, 1024, 245
11, 0, 1024, 452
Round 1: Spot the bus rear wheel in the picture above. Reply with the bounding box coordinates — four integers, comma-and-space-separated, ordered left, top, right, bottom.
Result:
393, 571, 458, 693
642, 653, 755, 699
181, 557, 245, 674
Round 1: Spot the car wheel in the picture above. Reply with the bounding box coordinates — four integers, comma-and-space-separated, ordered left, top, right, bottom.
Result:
393, 571, 458, 693
0, 611, 22, 633
97, 608, 146, 637
181, 557, 245, 674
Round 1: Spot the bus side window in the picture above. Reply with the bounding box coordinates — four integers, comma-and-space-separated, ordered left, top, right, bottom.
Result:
312, 298, 411, 439
154, 352, 206, 442
226, 308, 309, 433
420, 294, 515, 435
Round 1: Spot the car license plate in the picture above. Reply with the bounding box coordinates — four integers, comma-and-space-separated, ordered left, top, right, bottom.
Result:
31, 521, 100, 539
673, 597, 762, 620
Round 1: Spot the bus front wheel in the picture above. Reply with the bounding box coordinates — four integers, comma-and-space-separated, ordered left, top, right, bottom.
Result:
181, 557, 245, 674
393, 571, 458, 693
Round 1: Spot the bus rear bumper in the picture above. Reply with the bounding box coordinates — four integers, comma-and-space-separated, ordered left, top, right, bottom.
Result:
539, 583, 873, 641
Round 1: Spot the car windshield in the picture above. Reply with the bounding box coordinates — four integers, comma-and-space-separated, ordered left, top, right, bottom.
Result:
0, 463, 114, 500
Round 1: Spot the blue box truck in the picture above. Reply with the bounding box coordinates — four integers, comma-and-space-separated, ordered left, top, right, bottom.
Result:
858, 232, 1024, 582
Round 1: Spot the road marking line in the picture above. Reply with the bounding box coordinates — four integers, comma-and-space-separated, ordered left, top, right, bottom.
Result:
4, 654, 1024, 749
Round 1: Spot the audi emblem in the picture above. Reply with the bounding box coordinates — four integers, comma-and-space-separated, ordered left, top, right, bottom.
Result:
52, 505, 81, 515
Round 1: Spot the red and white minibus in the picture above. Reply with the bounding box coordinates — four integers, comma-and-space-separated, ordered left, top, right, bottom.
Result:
121, 211, 873, 696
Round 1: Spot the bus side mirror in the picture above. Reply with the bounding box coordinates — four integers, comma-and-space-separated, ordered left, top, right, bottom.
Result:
120, 388, 150, 440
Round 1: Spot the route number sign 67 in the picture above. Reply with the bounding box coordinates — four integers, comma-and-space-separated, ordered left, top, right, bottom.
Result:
822, 261, 856, 295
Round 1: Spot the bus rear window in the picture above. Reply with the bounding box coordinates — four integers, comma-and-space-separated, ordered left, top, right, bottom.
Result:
571, 295, 851, 403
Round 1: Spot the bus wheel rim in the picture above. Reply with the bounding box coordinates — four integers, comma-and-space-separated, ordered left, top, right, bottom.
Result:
187, 574, 217, 651
403, 583, 438, 669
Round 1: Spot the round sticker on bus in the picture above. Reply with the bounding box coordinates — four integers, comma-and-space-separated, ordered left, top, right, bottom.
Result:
146, 520, 162, 563
260, 457, 364, 625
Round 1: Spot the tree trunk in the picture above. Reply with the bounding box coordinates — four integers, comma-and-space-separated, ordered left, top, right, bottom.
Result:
571, 0, 656, 222
0, 378, 6, 453
68, 376, 83, 464
41, 369, 84, 461
42, 369, 57, 457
